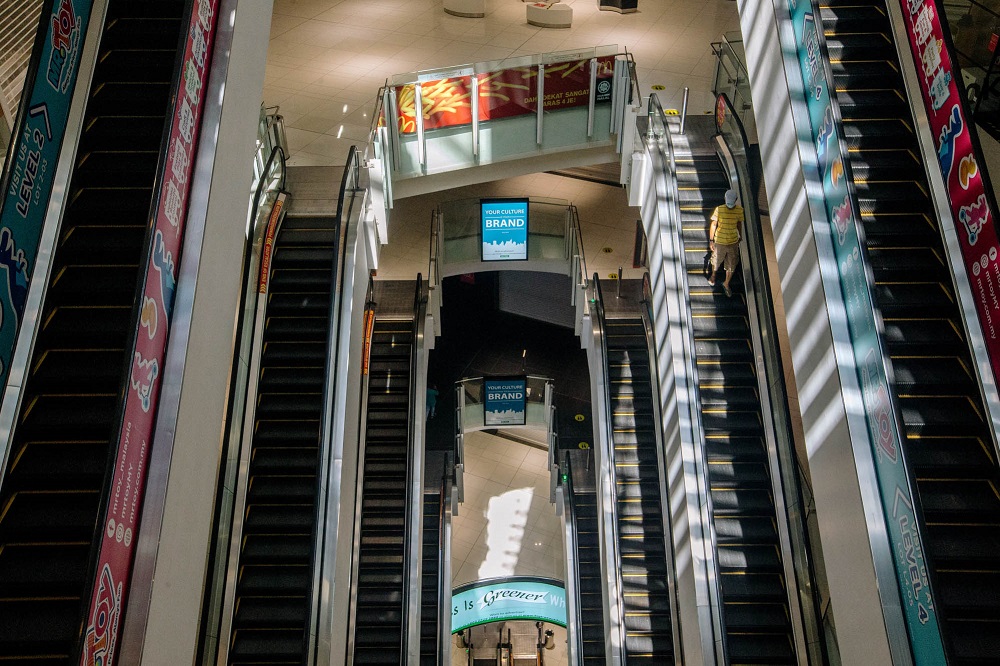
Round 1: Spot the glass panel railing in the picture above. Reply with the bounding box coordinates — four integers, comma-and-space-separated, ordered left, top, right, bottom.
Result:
456, 375, 553, 431
710, 33, 756, 142
384, 46, 625, 178
436, 196, 572, 267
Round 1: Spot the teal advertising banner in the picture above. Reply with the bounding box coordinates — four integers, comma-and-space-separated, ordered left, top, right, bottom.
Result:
0, 0, 94, 388
483, 377, 527, 426
452, 576, 566, 633
481, 198, 528, 261
785, 0, 946, 660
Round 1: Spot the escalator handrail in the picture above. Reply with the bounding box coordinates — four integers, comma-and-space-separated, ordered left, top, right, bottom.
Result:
403, 272, 428, 663
589, 274, 628, 663
557, 451, 585, 665
716, 90, 825, 662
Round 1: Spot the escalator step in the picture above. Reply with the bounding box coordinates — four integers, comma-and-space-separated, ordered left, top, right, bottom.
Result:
241, 534, 313, 563
237, 565, 311, 594
709, 461, 772, 488
719, 572, 788, 601
88, 81, 173, 117
244, 505, 316, 530
3, 440, 105, 487
229, 629, 305, 661
253, 421, 320, 446
717, 544, 782, 571
259, 367, 325, 393
0, 542, 89, 595
726, 632, 796, 664
900, 397, 986, 436
233, 596, 309, 627
705, 436, 769, 463
725, 602, 790, 630
905, 436, 997, 475
38, 305, 132, 346
265, 292, 331, 316
247, 476, 317, 502
711, 488, 776, 514
916, 479, 1000, 519
715, 516, 779, 542
261, 341, 327, 365
270, 268, 334, 291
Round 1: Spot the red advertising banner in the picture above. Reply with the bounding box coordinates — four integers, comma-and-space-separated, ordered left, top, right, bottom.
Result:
899, 0, 1000, 387
80, 0, 219, 663
396, 56, 615, 134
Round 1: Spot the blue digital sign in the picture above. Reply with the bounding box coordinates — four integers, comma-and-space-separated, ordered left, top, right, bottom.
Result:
481, 198, 528, 261
483, 377, 526, 426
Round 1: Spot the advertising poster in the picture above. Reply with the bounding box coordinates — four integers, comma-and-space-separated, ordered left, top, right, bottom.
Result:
80, 1, 220, 663
0, 0, 95, 389
897, 0, 1000, 388
785, 0, 947, 659
483, 377, 527, 426
481, 198, 528, 261
395, 56, 615, 134
452, 577, 566, 633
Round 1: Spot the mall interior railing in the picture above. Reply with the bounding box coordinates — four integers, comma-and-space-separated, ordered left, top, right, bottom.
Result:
379, 46, 631, 178
710, 33, 756, 142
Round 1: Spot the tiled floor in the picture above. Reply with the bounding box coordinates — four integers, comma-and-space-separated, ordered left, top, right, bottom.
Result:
451, 430, 565, 587
267, 0, 741, 168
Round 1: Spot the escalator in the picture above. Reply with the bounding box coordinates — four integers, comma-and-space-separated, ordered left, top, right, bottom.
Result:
0, 1, 186, 659
676, 148, 796, 663
225, 213, 338, 663
562, 451, 606, 665
602, 311, 674, 664
419, 478, 444, 664
822, 0, 1000, 658
351, 312, 416, 664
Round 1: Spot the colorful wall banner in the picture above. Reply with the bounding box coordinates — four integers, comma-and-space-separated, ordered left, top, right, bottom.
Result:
0, 0, 95, 389
785, 0, 947, 660
80, 0, 220, 663
396, 56, 615, 134
481, 198, 528, 261
898, 0, 1000, 389
452, 577, 566, 633
483, 377, 527, 426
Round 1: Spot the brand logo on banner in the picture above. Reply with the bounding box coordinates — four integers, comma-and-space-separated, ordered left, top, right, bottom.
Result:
785, 0, 947, 659
483, 377, 527, 426
80, 1, 221, 663
898, 0, 1000, 389
452, 577, 566, 633
395, 56, 615, 134
0, 0, 96, 390
481, 198, 528, 261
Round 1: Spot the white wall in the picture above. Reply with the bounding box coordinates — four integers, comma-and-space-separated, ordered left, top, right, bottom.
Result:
735, 0, 896, 661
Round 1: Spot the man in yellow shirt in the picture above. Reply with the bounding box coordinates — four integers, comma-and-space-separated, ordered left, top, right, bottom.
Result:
707, 189, 744, 297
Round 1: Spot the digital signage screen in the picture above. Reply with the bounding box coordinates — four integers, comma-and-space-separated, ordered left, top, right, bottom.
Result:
483, 377, 527, 426
481, 198, 528, 261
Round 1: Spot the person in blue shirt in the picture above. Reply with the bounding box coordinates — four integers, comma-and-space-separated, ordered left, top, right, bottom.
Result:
426, 384, 439, 419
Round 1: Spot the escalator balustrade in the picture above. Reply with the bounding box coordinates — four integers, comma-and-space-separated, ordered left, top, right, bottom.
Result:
0, 2, 185, 660
678, 150, 796, 663
822, 0, 1000, 659
603, 316, 674, 664
226, 213, 338, 663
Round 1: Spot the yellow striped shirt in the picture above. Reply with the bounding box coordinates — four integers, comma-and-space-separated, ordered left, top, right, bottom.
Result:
712, 205, 743, 245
